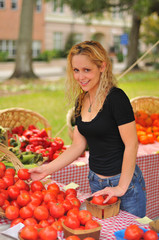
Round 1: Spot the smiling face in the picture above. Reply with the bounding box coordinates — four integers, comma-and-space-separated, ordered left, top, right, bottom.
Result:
72, 54, 105, 94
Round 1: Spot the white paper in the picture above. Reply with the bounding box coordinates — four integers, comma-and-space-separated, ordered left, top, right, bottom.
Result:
1, 223, 24, 239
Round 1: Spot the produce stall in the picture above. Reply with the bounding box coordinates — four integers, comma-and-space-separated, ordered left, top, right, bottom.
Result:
0, 180, 152, 240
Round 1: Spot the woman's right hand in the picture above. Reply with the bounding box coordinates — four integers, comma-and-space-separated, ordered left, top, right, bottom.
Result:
28, 164, 50, 181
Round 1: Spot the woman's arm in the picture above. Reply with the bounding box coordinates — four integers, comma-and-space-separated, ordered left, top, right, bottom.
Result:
29, 126, 87, 181
92, 120, 138, 202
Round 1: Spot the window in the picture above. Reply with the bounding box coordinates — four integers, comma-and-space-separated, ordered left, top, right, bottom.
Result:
32, 41, 41, 58
52, 0, 63, 13
36, 0, 42, 12
0, 40, 16, 58
11, 0, 18, 10
53, 32, 63, 50
0, 0, 5, 9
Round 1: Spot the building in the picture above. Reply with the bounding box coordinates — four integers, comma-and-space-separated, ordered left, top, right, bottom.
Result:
0, 0, 131, 59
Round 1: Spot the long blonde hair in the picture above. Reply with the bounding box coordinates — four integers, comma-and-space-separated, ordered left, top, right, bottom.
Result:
65, 40, 117, 115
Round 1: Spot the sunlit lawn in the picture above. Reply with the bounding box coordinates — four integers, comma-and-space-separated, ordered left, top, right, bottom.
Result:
0, 70, 158, 145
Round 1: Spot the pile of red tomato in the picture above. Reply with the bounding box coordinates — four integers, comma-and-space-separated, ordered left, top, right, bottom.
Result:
135, 111, 159, 144
0, 163, 99, 240
124, 224, 158, 240
8, 125, 66, 161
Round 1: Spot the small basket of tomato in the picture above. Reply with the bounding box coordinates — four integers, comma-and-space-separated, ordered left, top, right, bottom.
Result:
85, 195, 120, 219
62, 219, 102, 240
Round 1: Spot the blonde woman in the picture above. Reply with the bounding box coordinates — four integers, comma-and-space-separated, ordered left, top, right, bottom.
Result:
29, 41, 146, 217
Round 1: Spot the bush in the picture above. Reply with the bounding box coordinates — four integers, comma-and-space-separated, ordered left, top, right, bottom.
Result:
117, 52, 124, 62
37, 50, 66, 62
0, 51, 8, 62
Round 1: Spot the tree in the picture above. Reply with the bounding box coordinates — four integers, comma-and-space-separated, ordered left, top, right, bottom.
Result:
64, 0, 159, 70
10, 0, 38, 79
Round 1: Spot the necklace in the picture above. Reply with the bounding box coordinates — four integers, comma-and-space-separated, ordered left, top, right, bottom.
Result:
88, 94, 93, 113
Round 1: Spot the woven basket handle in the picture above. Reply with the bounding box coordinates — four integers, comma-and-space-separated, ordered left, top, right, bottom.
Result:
0, 143, 24, 171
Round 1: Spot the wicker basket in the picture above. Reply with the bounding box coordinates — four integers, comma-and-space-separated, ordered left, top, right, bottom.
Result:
0, 107, 52, 137
130, 96, 159, 115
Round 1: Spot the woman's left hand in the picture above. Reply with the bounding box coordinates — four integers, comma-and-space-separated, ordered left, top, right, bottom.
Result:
91, 185, 125, 203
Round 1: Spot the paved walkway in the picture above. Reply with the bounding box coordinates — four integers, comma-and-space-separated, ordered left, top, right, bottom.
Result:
0, 59, 126, 82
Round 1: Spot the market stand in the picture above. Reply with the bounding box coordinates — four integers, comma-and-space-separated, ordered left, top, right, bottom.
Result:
0, 180, 150, 240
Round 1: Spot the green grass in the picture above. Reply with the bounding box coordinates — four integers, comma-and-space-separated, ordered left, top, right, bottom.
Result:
0, 70, 159, 145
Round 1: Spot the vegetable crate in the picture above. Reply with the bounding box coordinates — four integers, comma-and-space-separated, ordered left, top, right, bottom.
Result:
0, 107, 52, 138
62, 221, 102, 240
85, 197, 121, 219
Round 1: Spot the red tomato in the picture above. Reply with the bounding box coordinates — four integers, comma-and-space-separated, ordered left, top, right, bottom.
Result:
57, 190, 65, 202
0, 179, 7, 189
91, 195, 104, 205
0, 169, 5, 178
64, 215, 80, 229
65, 188, 77, 197
34, 205, 49, 221
5, 168, 16, 177
124, 224, 143, 240
47, 182, 60, 194
15, 179, 27, 190
106, 196, 118, 204
144, 230, 158, 240
10, 218, 24, 227
5, 205, 19, 220
0, 162, 6, 171
1, 199, 10, 210
38, 226, 57, 240
10, 199, 20, 208
51, 220, 63, 231
62, 199, 72, 212
85, 219, 100, 230
0, 193, 5, 207
0, 189, 9, 200
47, 215, 55, 225
17, 192, 31, 206
3, 175, 14, 187
30, 195, 42, 206
18, 169, 30, 180
31, 180, 44, 192
20, 225, 38, 240
43, 190, 57, 203
69, 197, 81, 209
78, 210, 92, 225
49, 202, 65, 219
66, 236, 81, 240
67, 208, 79, 218
8, 185, 20, 200
19, 206, 33, 219
23, 217, 37, 226
39, 219, 50, 228
31, 190, 43, 202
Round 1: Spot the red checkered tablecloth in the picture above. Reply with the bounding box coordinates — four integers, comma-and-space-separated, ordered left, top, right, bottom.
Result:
52, 150, 159, 220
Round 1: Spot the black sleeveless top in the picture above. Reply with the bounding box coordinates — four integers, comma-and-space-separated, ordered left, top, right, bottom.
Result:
75, 87, 135, 176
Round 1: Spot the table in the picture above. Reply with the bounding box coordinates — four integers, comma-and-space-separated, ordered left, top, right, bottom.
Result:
52, 144, 159, 220
0, 180, 150, 240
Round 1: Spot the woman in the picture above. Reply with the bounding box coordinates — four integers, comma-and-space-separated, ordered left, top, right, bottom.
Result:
29, 40, 146, 217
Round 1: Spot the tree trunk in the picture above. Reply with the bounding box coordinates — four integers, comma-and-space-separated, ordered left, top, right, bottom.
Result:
126, 11, 141, 70
10, 0, 38, 79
